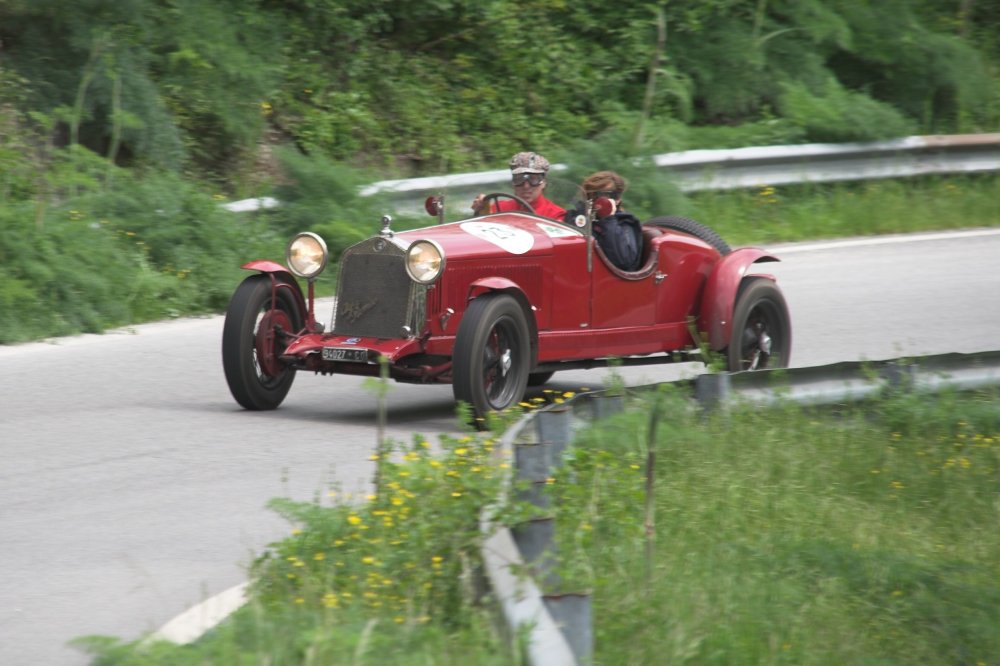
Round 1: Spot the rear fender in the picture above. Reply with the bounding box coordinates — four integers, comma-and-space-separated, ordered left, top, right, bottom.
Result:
466, 277, 540, 368
241, 260, 309, 328
698, 249, 780, 350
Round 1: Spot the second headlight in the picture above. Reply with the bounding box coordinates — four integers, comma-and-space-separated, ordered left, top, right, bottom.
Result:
405, 240, 445, 284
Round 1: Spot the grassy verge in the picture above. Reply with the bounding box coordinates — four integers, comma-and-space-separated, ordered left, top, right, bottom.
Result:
684, 173, 1000, 246
76, 387, 999, 664
75, 428, 525, 665
549, 386, 1000, 665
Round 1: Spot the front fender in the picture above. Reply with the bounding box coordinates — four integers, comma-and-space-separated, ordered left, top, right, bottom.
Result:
242, 259, 298, 284
465, 277, 539, 368
698, 249, 780, 350
467, 276, 524, 301
241, 260, 308, 327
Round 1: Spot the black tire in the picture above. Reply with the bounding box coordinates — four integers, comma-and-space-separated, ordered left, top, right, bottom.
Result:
646, 215, 731, 255
222, 274, 303, 410
452, 294, 532, 421
527, 371, 555, 387
726, 278, 791, 371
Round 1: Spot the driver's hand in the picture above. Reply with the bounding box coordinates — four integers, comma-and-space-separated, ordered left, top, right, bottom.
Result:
471, 193, 486, 213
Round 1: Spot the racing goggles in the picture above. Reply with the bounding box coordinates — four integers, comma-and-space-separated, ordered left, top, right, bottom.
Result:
591, 190, 623, 200
512, 172, 546, 187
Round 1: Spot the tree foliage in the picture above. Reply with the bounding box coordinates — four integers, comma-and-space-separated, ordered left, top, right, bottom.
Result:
0, 1, 996, 344
2, 0, 997, 185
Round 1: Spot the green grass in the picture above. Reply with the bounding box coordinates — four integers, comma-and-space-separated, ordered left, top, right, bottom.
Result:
549, 387, 1000, 665
77, 388, 1000, 665
76, 429, 526, 665
685, 174, 1000, 246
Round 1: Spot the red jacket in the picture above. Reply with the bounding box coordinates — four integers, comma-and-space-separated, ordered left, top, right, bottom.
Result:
496, 194, 566, 221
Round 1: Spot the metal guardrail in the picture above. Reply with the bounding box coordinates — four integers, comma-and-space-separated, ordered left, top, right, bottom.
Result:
654, 133, 1000, 191
486, 349, 1000, 665
359, 133, 1000, 213
224, 133, 1000, 216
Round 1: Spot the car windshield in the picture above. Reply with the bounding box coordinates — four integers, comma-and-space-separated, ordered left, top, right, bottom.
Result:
413, 175, 587, 226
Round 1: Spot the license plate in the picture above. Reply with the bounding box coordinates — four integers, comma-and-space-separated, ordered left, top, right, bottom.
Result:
322, 347, 369, 363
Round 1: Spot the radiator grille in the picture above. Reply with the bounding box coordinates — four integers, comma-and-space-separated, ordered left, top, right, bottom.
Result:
333, 239, 425, 339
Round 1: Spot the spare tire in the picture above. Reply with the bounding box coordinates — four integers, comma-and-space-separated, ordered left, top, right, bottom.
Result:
645, 215, 731, 255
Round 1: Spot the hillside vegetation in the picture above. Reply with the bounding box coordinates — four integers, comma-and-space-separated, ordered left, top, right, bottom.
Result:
1, 0, 999, 343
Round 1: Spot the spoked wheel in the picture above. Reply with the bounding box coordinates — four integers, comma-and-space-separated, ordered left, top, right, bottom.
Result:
726, 278, 792, 371
475, 192, 535, 216
452, 294, 531, 424
222, 274, 303, 410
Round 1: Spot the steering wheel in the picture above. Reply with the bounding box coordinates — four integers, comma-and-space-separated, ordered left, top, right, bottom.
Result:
475, 192, 535, 216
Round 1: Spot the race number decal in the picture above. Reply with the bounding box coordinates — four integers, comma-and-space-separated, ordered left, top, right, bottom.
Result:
460, 222, 534, 255
536, 222, 580, 238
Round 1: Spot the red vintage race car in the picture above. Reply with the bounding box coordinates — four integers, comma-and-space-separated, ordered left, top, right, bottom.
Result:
222, 188, 791, 422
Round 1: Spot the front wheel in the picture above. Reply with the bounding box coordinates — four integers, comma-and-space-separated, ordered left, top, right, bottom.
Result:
222, 274, 303, 410
726, 278, 792, 371
452, 294, 531, 423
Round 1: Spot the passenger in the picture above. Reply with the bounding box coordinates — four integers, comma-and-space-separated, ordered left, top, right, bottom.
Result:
580, 170, 644, 272
581, 170, 627, 213
471, 151, 567, 221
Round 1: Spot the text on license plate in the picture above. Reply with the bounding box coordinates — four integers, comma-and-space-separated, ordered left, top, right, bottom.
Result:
322, 347, 369, 363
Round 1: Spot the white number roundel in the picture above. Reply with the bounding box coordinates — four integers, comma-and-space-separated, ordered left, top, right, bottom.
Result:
460, 222, 535, 255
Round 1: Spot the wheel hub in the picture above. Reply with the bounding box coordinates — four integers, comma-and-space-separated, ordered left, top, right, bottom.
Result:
745, 322, 771, 370
499, 348, 512, 377
255, 309, 293, 377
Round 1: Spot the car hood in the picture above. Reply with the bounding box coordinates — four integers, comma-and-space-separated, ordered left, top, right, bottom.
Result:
393, 212, 582, 261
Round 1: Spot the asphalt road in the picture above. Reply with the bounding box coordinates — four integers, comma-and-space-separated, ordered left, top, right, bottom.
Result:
2, 228, 998, 665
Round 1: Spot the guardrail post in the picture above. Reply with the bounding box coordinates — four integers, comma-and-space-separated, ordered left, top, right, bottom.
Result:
512, 440, 559, 588
695, 372, 731, 410
882, 362, 918, 390
537, 406, 573, 463
543, 592, 594, 665
514, 441, 551, 509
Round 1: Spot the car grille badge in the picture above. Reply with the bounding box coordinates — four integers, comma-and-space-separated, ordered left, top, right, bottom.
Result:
342, 299, 377, 323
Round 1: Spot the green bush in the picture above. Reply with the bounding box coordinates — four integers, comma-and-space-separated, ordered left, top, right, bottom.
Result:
0, 148, 284, 344
779, 79, 917, 143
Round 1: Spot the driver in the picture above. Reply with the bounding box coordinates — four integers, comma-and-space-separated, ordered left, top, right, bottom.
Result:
471, 151, 567, 221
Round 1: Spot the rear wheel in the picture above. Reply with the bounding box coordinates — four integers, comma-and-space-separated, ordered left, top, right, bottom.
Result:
726, 278, 791, 371
222, 274, 303, 410
646, 215, 731, 255
452, 294, 531, 423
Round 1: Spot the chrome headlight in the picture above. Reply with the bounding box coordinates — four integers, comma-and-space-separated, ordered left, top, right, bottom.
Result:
286, 232, 328, 279
405, 240, 445, 284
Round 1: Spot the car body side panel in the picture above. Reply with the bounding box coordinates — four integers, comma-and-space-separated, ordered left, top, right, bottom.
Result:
415, 216, 591, 335
646, 234, 719, 326
590, 247, 656, 329
544, 233, 592, 331
534, 322, 693, 361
